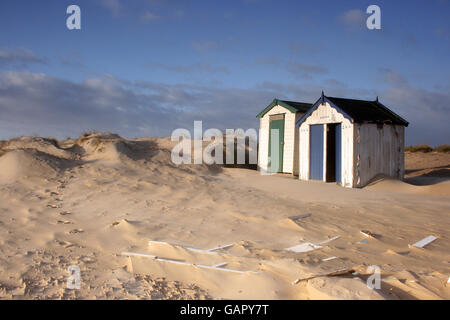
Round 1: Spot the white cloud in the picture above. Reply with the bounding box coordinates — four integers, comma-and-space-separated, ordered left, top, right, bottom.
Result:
0, 71, 447, 145
0, 48, 46, 67
379, 68, 408, 86
286, 61, 328, 79
191, 40, 220, 52
141, 11, 161, 23
98, 0, 122, 16
153, 63, 229, 74
339, 9, 366, 28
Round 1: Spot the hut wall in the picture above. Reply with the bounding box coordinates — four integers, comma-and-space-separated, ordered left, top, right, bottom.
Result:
353, 123, 405, 187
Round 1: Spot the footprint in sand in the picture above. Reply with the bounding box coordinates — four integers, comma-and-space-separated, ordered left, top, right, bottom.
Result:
69, 229, 84, 234
81, 256, 96, 264
47, 204, 60, 209
57, 220, 73, 225
54, 239, 74, 248
59, 211, 71, 216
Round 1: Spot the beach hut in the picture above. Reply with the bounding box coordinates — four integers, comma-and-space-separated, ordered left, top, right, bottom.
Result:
297, 92, 409, 188
257, 98, 312, 174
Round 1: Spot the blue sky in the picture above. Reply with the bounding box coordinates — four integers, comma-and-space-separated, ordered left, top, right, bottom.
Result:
0, 0, 449, 145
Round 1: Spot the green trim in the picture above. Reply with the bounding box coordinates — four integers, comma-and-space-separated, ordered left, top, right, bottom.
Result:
256, 98, 300, 118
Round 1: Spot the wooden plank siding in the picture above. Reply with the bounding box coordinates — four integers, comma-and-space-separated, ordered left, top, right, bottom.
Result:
353, 123, 405, 187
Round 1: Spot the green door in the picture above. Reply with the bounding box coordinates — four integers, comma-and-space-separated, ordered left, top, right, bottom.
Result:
268, 119, 284, 173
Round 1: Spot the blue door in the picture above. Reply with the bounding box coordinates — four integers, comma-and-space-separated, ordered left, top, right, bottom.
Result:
335, 124, 342, 184
309, 124, 324, 180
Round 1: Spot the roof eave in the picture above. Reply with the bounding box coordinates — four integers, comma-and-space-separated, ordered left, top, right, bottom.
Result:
375, 101, 409, 127
295, 96, 354, 126
256, 98, 300, 118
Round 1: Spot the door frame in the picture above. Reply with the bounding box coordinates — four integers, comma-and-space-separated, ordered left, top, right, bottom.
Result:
324, 123, 342, 184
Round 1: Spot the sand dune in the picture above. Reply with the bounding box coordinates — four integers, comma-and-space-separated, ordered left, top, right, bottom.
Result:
364, 176, 450, 196
0, 133, 449, 299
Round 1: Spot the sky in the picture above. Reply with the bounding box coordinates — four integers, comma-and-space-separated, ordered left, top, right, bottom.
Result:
0, 0, 449, 145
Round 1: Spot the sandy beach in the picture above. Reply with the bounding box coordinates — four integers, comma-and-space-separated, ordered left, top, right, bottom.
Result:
0, 133, 449, 300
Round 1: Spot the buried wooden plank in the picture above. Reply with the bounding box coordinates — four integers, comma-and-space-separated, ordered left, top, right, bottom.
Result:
322, 256, 338, 262
121, 251, 258, 274
318, 236, 340, 245
285, 242, 322, 253
409, 235, 437, 248
211, 262, 228, 268
360, 230, 376, 238
381, 277, 398, 282
184, 243, 234, 254
285, 236, 340, 253
288, 213, 311, 220
292, 267, 355, 285
148, 240, 233, 255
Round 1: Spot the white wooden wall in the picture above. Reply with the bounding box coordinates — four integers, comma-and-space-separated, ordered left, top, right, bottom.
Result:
353, 124, 405, 187
298, 103, 354, 187
257, 105, 300, 174
292, 112, 304, 176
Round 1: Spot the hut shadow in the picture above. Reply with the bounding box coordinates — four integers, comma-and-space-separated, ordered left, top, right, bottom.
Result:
404, 174, 450, 186
405, 165, 450, 176
354, 273, 420, 300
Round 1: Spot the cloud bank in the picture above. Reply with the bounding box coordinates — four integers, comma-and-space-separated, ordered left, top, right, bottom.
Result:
0, 71, 447, 145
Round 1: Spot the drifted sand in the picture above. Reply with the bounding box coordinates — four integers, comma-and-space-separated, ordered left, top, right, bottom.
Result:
0, 134, 449, 300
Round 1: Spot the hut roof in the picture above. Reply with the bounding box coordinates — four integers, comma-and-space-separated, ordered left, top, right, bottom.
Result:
296, 95, 409, 126
256, 98, 312, 118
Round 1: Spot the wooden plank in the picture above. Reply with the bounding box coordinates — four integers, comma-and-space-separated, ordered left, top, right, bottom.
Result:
322, 256, 338, 262
148, 240, 233, 255
288, 213, 311, 220
292, 267, 354, 285
122, 251, 258, 274
285, 236, 339, 253
409, 235, 437, 248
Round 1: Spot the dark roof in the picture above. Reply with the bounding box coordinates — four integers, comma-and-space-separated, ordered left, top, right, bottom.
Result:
296, 95, 409, 127
256, 98, 312, 118
326, 96, 408, 126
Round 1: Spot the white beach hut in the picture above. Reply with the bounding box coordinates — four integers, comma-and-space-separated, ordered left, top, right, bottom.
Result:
297, 93, 409, 188
257, 98, 312, 174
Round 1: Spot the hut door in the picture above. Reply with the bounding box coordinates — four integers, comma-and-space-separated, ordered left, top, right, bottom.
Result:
309, 124, 324, 180
268, 116, 284, 173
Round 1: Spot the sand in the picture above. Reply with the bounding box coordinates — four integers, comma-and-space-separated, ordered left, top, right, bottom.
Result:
0, 133, 448, 300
